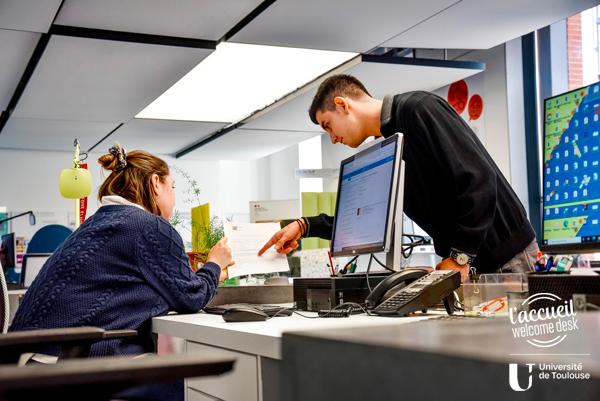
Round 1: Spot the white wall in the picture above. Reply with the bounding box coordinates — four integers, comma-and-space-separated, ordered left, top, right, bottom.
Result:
435, 45, 512, 180
0, 148, 269, 244
265, 144, 300, 200
550, 19, 569, 95
505, 38, 531, 215
432, 44, 533, 211
321, 133, 354, 192
0, 149, 103, 239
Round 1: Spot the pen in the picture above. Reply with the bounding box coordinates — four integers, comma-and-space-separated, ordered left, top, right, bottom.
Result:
327, 250, 335, 276
349, 262, 357, 273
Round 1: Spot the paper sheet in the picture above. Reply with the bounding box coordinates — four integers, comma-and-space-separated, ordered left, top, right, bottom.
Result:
224, 222, 289, 278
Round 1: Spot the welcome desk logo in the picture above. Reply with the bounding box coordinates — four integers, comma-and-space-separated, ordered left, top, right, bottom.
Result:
509, 292, 578, 348
507, 292, 586, 392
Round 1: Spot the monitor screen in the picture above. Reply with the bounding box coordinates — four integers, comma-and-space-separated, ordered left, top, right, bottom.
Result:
542, 81, 600, 252
0, 233, 16, 270
22, 253, 51, 287
330, 134, 403, 256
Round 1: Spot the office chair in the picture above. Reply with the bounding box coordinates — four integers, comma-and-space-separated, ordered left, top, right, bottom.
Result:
27, 225, 73, 253
0, 260, 8, 333
0, 326, 140, 365
0, 353, 235, 401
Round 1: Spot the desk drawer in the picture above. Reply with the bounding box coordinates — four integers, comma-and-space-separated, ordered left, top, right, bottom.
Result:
186, 341, 258, 401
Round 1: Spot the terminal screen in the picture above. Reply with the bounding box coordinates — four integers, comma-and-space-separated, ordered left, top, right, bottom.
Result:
331, 139, 397, 254
543, 81, 600, 248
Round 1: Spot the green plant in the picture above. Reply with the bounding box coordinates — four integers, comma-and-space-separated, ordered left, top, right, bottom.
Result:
170, 166, 224, 251
169, 165, 201, 229
170, 209, 184, 227
193, 216, 224, 253
171, 165, 202, 205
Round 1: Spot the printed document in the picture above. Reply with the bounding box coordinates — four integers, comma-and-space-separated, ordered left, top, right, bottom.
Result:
224, 222, 289, 278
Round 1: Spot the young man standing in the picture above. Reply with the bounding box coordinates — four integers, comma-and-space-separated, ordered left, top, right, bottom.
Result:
259, 74, 538, 280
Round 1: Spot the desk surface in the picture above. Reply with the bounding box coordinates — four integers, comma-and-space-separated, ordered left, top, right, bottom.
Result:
284, 312, 600, 373
153, 310, 436, 359
280, 312, 600, 401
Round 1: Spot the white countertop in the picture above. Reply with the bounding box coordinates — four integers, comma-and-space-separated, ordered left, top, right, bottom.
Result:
152, 311, 436, 359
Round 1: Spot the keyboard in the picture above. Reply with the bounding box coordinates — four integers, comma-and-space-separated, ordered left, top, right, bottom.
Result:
203, 304, 293, 317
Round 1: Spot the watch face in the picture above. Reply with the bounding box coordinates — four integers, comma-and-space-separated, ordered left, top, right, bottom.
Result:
456, 253, 469, 265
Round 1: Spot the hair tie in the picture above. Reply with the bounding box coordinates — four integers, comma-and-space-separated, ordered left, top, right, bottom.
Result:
108, 144, 128, 171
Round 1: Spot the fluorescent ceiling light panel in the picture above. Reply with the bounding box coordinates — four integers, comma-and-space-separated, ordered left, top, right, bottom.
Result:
136, 42, 356, 123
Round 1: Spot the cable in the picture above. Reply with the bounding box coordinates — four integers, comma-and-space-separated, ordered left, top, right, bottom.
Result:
371, 254, 394, 272
268, 307, 298, 319
585, 302, 600, 311
366, 254, 374, 293
453, 291, 465, 312
292, 302, 373, 318
342, 255, 359, 273
401, 234, 430, 259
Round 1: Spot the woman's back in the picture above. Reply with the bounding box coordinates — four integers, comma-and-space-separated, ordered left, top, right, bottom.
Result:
10, 204, 221, 356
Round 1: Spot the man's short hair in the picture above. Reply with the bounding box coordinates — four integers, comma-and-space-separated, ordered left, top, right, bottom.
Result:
308, 74, 371, 125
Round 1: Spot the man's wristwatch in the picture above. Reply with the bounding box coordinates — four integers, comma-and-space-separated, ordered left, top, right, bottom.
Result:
449, 249, 475, 266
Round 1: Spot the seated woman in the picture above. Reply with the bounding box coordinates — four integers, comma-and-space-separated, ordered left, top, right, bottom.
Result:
10, 145, 233, 399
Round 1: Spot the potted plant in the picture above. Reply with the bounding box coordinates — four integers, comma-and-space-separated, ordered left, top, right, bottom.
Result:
170, 166, 224, 272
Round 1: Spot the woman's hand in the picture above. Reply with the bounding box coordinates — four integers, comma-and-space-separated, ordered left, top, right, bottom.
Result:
207, 237, 235, 277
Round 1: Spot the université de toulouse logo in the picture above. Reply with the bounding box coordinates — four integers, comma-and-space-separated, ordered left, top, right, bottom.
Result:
507, 292, 589, 392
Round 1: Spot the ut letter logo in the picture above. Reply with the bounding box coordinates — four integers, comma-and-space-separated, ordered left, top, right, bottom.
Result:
509, 363, 534, 391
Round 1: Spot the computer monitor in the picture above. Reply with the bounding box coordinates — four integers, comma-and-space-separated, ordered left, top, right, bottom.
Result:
542, 81, 600, 253
330, 133, 404, 268
21, 253, 51, 287
0, 233, 16, 270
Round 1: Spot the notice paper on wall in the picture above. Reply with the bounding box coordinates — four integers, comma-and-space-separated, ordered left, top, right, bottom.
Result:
223, 221, 289, 278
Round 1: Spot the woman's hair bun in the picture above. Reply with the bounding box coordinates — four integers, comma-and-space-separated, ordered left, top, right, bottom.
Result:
98, 152, 119, 171
98, 143, 128, 172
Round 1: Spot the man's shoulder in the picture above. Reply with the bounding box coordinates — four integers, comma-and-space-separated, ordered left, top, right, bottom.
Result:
395, 91, 443, 108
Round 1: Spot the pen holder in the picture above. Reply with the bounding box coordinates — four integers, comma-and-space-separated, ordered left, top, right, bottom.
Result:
186, 251, 209, 272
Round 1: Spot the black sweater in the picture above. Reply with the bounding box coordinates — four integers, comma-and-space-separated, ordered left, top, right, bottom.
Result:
306, 91, 535, 273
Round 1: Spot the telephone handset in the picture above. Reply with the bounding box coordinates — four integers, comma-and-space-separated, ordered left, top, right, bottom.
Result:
366, 269, 461, 316
364, 268, 429, 309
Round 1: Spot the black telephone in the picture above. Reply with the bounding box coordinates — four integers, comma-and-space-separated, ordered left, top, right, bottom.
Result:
365, 268, 461, 316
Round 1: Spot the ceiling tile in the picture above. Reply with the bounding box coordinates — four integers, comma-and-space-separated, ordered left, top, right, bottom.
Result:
181, 129, 319, 160
0, 117, 118, 151
55, 0, 264, 40
244, 56, 484, 132
0, 29, 40, 110
13, 35, 213, 122
382, 0, 599, 49
231, 0, 457, 52
108, 118, 228, 155
0, 0, 62, 33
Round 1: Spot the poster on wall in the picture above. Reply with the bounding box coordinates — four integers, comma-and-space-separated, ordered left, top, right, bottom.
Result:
434, 75, 486, 144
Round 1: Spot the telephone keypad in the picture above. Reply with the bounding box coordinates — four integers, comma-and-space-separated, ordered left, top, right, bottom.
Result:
372, 270, 459, 315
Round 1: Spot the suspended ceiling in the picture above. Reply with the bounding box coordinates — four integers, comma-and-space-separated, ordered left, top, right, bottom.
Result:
0, 0, 596, 160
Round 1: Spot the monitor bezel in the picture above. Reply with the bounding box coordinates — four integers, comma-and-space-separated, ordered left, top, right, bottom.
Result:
21, 253, 52, 287
540, 81, 600, 253
0, 233, 16, 270
330, 133, 403, 258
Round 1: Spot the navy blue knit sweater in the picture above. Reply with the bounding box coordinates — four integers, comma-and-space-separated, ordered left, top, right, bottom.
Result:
10, 205, 221, 356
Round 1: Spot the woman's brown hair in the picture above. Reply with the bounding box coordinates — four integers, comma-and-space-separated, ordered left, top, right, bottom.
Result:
97, 145, 169, 216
